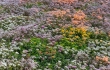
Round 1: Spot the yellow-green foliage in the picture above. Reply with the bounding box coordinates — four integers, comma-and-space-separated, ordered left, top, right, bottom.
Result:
59, 27, 90, 49
61, 27, 90, 41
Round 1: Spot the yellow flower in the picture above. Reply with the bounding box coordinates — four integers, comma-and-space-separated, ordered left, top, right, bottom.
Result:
82, 34, 88, 37
69, 35, 72, 37
51, 56, 55, 59
65, 30, 68, 33
107, 42, 110, 45
75, 36, 79, 39
69, 32, 74, 35
100, 40, 103, 42
66, 38, 70, 40
70, 28, 74, 31
61, 29, 65, 33
82, 37, 87, 40
63, 34, 66, 36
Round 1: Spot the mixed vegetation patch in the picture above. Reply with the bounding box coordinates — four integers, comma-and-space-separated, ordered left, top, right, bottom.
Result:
0, 0, 110, 70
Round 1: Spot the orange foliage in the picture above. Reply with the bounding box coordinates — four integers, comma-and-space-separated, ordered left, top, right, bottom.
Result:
53, 0, 77, 4
47, 10, 66, 18
91, 8, 103, 20
96, 56, 109, 63
73, 10, 86, 20
96, 15, 103, 20
72, 20, 80, 25
72, 10, 86, 25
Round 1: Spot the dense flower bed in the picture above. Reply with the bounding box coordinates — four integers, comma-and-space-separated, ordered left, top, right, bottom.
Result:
0, 0, 110, 70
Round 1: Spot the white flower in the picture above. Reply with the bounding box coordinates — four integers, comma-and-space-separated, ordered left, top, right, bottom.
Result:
1, 62, 7, 67
10, 49, 14, 52
64, 51, 68, 54
15, 52, 19, 54
64, 66, 69, 70
57, 61, 62, 66
23, 50, 28, 53
8, 23, 15, 29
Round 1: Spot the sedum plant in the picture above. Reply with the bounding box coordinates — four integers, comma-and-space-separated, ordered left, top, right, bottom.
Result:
58, 27, 90, 50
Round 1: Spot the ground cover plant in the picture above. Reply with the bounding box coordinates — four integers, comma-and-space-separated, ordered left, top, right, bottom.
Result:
0, 0, 110, 70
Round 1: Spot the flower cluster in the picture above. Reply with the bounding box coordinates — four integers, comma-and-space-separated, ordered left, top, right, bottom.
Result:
0, 0, 110, 70
72, 10, 86, 25
61, 27, 89, 39
53, 0, 77, 4
47, 10, 66, 18
60, 27, 90, 49
96, 56, 109, 63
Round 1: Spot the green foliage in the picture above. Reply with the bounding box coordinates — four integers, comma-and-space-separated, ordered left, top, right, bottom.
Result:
23, 2, 34, 8
0, 5, 4, 14
19, 37, 57, 68
57, 37, 87, 50
89, 31, 109, 40
58, 27, 110, 50
20, 37, 48, 53
36, 2, 43, 6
